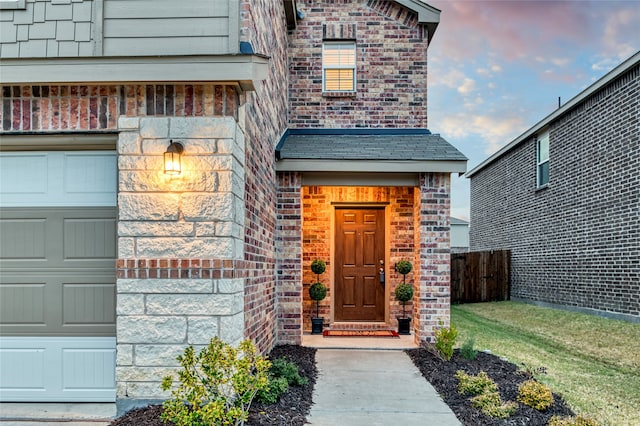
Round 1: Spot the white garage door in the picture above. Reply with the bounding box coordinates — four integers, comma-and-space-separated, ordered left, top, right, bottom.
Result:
0, 150, 117, 402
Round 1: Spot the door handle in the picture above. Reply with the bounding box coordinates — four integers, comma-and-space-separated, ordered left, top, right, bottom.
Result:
379, 260, 385, 284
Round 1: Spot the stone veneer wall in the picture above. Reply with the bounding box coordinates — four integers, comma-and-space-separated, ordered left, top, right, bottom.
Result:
239, 0, 290, 352
470, 65, 639, 319
288, 0, 429, 128
115, 115, 246, 400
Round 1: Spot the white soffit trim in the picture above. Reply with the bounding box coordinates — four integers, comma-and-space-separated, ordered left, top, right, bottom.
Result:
275, 159, 467, 173
302, 172, 419, 187
0, 55, 270, 91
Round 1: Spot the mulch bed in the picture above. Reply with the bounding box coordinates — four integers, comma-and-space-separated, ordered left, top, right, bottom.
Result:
109, 345, 317, 426
406, 347, 575, 425
111, 344, 575, 426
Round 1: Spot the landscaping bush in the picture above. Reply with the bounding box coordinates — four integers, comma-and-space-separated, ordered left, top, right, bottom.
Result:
456, 370, 517, 419
160, 337, 270, 426
456, 370, 498, 395
257, 357, 308, 404
518, 379, 554, 410
548, 415, 600, 426
471, 391, 518, 419
460, 337, 478, 360
435, 322, 458, 361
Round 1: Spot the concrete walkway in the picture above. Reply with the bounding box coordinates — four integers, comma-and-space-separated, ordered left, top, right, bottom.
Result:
0, 347, 461, 426
308, 349, 461, 426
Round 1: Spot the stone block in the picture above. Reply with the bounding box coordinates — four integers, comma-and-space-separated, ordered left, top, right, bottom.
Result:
117, 294, 145, 315
219, 313, 244, 344
181, 193, 234, 221
146, 294, 242, 316
117, 316, 186, 344
181, 139, 218, 154
135, 237, 234, 258
118, 155, 163, 171
216, 278, 243, 294
134, 345, 187, 366
140, 118, 169, 139
188, 155, 233, 172
118, 193, 180, 220
118, 221, 194, 237
117, 237, 134, 258
187, 317, 219, 344
118, 117, 139, 130
117, 366, 179, 383
122, 382, 171, 399
118, 278, 213, 294
118, 170, 211, 193
169, 117, 236, 139
116, 344, 133, 366
118, 132, 141, 154
141, 139, 170, 154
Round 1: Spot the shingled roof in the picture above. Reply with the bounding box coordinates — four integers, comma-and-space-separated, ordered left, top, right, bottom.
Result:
275, 129, 467, 173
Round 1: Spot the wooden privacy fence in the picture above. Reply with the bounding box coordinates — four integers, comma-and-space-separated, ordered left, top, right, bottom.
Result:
450, 250, 511, 304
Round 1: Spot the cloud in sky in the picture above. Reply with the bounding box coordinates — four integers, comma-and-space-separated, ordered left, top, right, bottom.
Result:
423, 0, 640, 221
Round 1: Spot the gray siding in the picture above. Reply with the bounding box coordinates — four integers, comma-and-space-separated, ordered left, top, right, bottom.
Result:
470, 64, 640, 318
0, 0, 239, 58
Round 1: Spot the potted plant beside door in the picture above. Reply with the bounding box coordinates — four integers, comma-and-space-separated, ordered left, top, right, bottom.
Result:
395, 260, 414, 335
309, 259, 327, 335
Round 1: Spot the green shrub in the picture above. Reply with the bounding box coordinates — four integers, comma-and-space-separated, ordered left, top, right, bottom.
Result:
395, 260, 413, 275
310, 259, 326, 275
471, 391, 518, 419
270, 357, 308, 387
309, 282, 327, 301
456, 370, 498, 395
257, 377, 288, 404
517, 379, 554, 410
548, 415, 600, 426
257, 357, 308, 404
460, 338, 478, 360
456, 370, 516, 419
435, 322, 458, 361
160, 337, 270, 426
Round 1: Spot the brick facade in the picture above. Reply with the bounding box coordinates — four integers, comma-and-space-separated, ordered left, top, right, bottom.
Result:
470, 64, 639, 319
239, 0, 290, 353
288, 0, 429, 128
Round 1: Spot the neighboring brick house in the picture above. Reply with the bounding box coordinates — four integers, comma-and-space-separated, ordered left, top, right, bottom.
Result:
0, 0, 466, 410
466, 52, 639, 322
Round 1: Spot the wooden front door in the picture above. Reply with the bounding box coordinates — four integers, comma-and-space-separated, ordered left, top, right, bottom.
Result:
335, 208, 385, 321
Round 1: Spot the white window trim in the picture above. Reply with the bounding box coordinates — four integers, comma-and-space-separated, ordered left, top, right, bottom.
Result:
0, 0, 26, 10
536, 131, 550, 188
322, 41, 356, 93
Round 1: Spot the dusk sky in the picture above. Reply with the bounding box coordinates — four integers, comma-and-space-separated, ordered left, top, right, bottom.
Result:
424, 0, 640, 221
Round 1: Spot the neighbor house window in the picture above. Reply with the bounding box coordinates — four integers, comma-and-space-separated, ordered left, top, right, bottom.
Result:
536, 131, 549, 187
323, 42, 356, 92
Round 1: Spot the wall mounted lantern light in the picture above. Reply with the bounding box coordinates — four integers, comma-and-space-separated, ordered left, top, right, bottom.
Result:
164, 140, 184, 175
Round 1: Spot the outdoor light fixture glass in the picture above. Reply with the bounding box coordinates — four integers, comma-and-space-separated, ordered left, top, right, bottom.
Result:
164, 140, 184, 175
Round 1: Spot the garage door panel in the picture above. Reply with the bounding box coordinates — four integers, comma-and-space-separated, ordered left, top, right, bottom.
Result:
63, 283, 116, 327
0, 283, 46, 325
63, 348, 116, 390
0, 348, 46, 390
0, 337, 116, 401
0, 219, 47, 260
63, 218, 117, 260
0, 273, 115, 336
0, 154, 48, 195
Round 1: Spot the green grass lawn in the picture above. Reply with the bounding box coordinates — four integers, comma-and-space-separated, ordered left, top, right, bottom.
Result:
451, 301, 640, 426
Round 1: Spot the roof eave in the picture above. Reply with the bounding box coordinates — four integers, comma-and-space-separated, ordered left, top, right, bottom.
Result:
394, 0, 440, 43
466, 50, 640, 178
275, 159, 467, 174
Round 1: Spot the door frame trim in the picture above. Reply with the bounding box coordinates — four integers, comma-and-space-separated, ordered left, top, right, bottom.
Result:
330, 204, 390, 324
